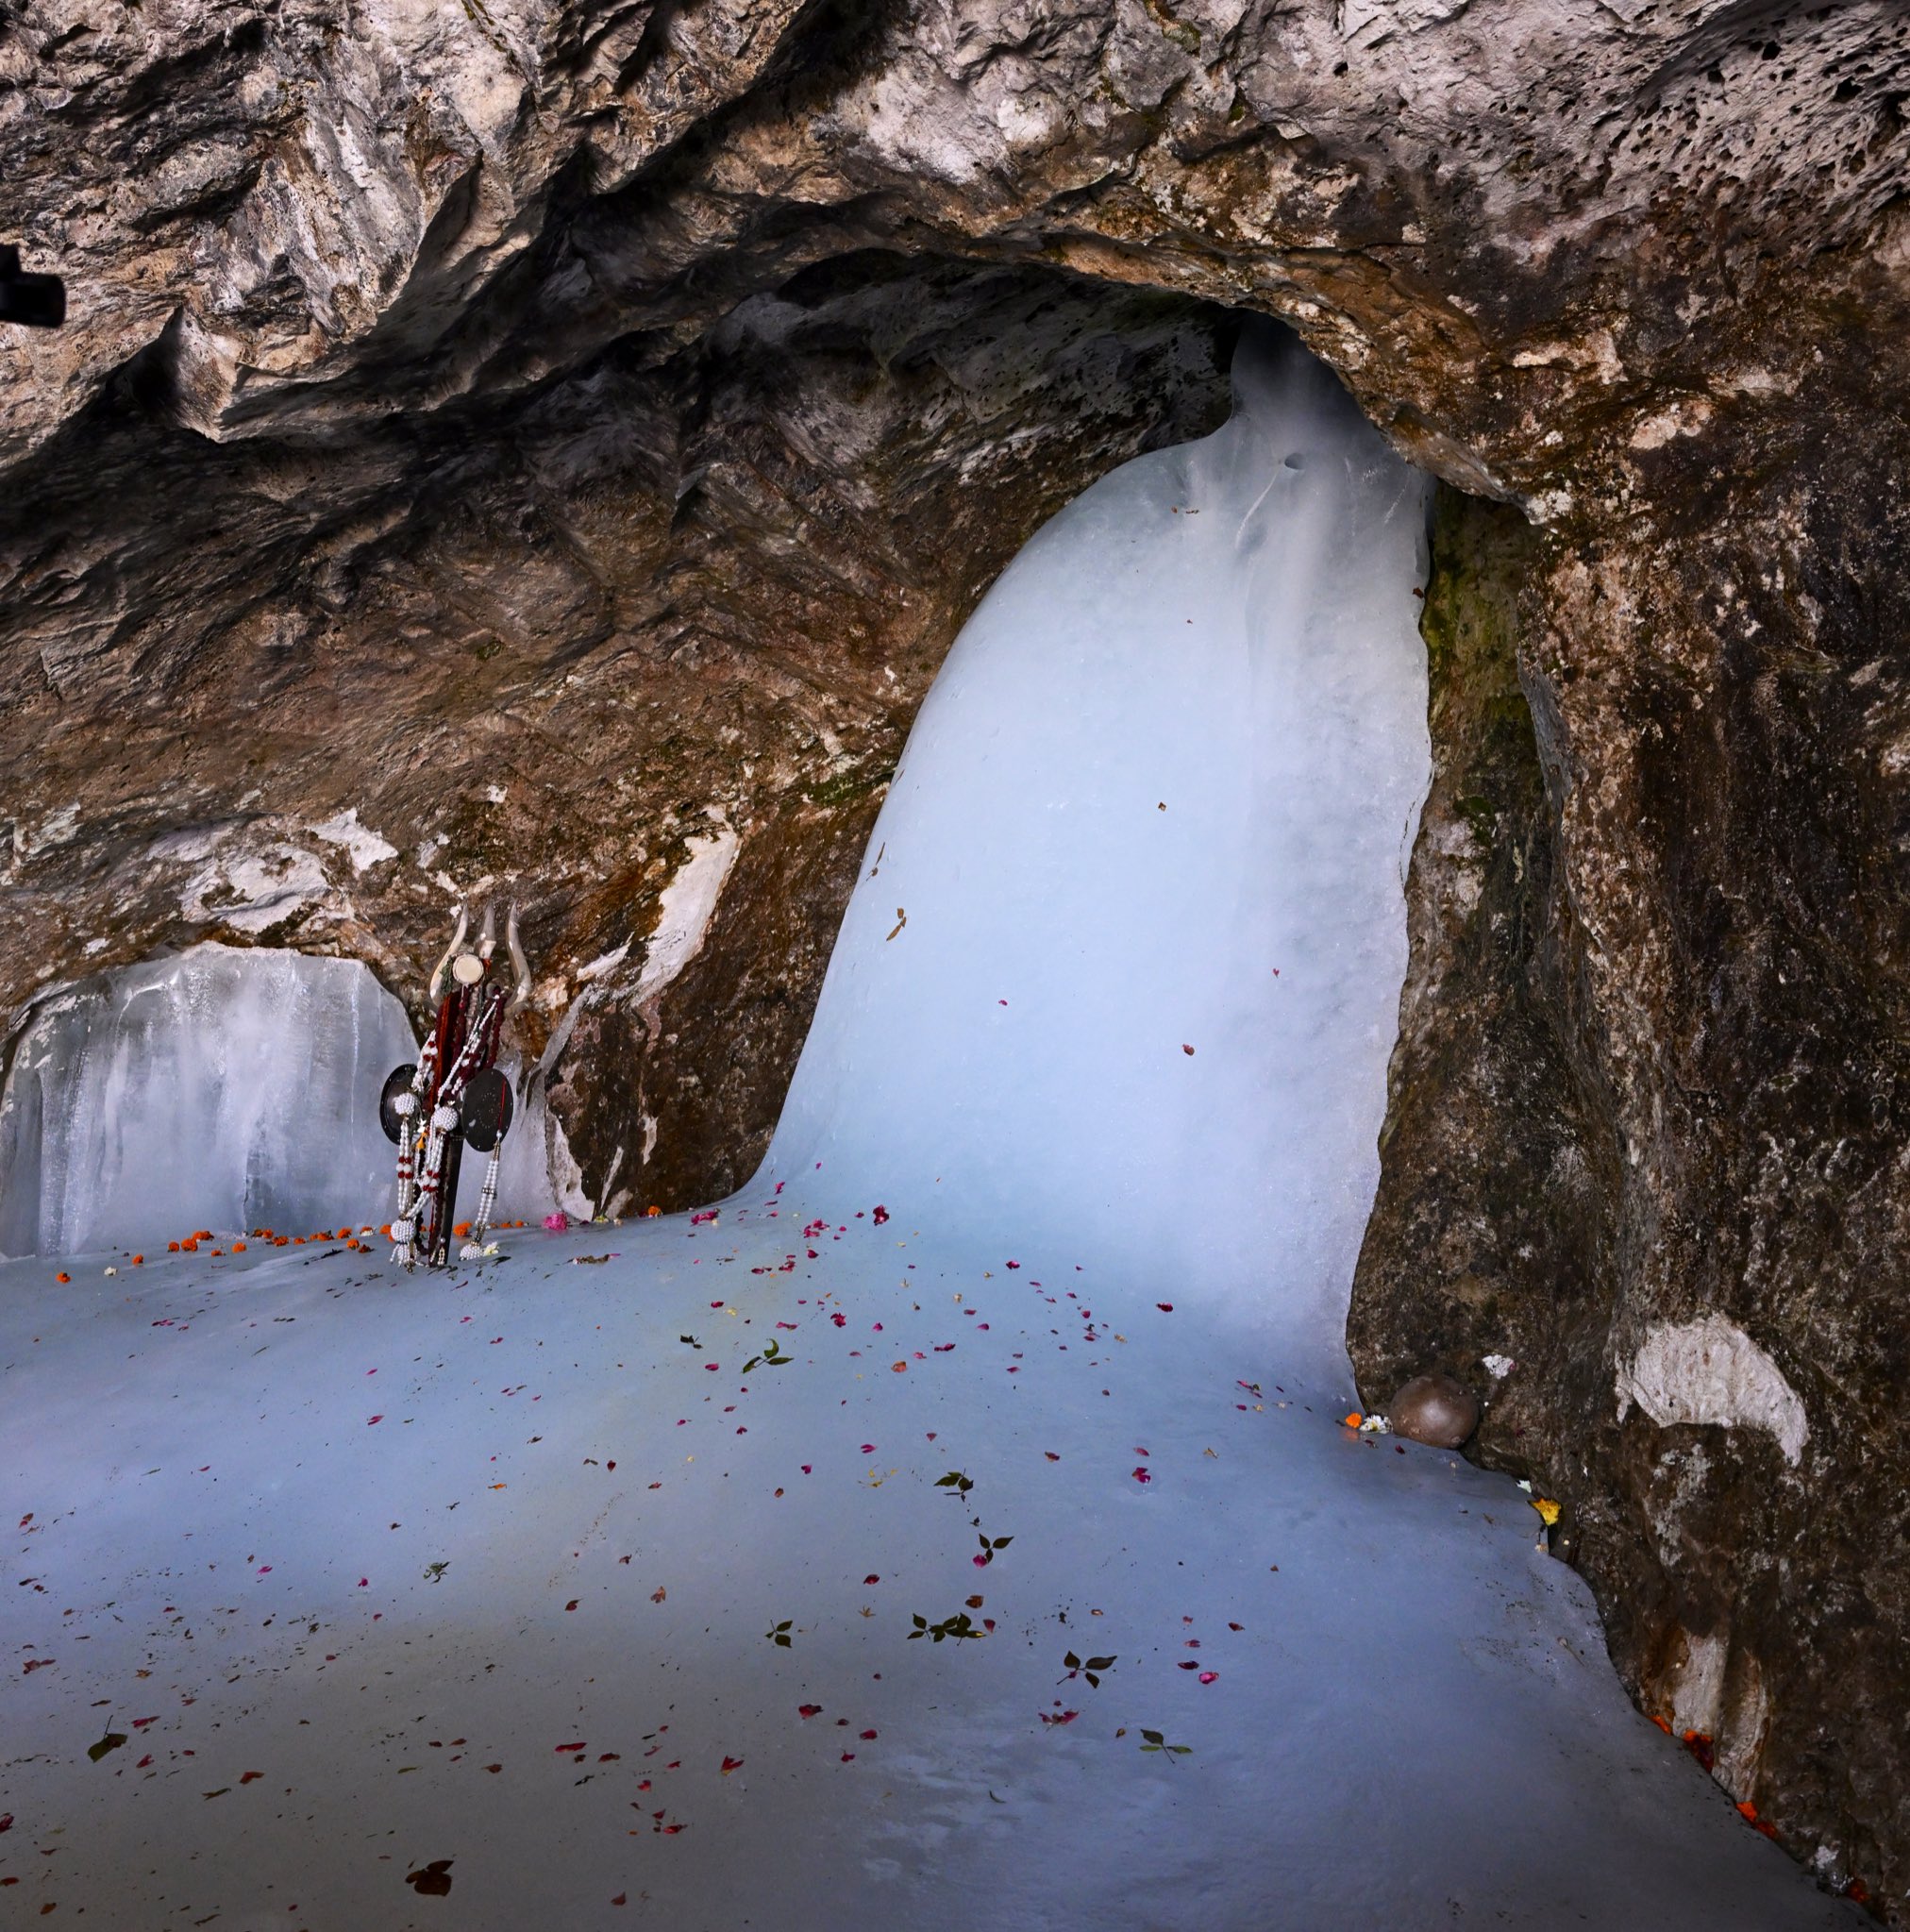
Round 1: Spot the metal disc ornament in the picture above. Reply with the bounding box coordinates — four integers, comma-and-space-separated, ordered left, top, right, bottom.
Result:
378, 1064, 421, 1144
460, 1067, 514, 1151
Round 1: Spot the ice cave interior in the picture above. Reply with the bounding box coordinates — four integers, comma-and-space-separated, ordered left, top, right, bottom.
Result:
0, 328, 1860, 1926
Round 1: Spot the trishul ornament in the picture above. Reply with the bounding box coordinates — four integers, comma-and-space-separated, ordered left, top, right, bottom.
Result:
379, 903, 531, 1268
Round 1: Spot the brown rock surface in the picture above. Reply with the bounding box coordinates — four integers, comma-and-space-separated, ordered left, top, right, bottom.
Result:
4, 0, 1909, 1909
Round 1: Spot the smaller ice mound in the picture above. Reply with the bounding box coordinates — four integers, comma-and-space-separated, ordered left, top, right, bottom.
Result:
0, 944, 414, 1255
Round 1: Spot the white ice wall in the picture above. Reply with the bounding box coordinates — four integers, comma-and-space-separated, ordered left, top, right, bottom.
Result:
0, 944, 416, 1255
762, 324, 1431, 1386
0, 942, 582, 1257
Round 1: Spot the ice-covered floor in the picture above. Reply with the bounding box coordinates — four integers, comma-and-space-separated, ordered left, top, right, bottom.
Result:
1, 328, 1860, 1927
1, 1215, 1854, 1928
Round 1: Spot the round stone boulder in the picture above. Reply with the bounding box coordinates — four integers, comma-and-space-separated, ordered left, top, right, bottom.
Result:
1389, 1372, 1481, 1449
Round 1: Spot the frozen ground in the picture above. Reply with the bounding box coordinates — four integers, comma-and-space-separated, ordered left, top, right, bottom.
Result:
0, 1215, 1855, 1929
0, 328, 1859, 1928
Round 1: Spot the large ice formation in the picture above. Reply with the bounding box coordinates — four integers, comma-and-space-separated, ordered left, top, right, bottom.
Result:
0, 328, 1858, 1930
0, 944, 414, 1254
765, 322, 1430, 1387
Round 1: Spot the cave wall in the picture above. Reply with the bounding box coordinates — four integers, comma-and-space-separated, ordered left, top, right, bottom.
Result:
0, 261, 1238, 1213
6, 0, 1910, 1911
1355, 381, 1910, 1911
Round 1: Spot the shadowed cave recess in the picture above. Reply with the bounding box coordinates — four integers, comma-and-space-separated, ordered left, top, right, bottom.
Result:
4, 0, 1910, 1914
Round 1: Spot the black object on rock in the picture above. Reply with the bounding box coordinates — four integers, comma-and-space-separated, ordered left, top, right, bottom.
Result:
460, 1066, 514, 1151
377, 1063, 421, 1144
0, 245, 65, 328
